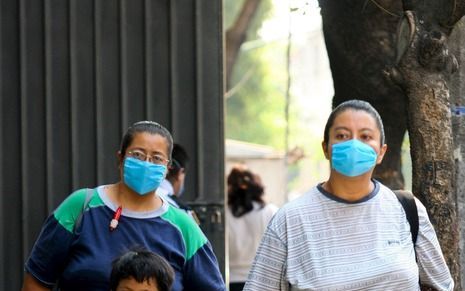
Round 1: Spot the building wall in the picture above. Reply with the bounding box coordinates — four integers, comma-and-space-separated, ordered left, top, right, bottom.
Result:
0, 1, 224, 289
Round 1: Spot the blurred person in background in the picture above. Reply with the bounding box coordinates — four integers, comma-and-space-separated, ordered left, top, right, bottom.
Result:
227, 165, 278, 291
157, 143, 197, 216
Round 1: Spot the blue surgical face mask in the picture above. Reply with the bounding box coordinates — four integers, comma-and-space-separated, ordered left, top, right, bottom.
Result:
331, 139, 378, 177
123, 157, 167, 195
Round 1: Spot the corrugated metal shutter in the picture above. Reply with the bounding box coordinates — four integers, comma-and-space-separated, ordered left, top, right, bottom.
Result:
0, 0, 225, 289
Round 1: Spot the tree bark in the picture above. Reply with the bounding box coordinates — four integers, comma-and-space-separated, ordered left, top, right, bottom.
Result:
318, 0, 407, 189
448, 17, 465, 290
389, 0, 465, 286
225, 0, 262, 89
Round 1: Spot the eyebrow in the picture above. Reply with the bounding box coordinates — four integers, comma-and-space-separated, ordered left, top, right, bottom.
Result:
131, 147, 168, 157
333, 126, 374, 132
333, 126, 350, 131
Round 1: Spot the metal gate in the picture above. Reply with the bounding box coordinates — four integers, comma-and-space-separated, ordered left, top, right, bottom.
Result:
0, 0, 224, 289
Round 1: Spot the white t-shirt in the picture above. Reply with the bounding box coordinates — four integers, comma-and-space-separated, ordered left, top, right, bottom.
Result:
157, 179, 179, 208
228, 202, 278, 282
244, 181, 454, 291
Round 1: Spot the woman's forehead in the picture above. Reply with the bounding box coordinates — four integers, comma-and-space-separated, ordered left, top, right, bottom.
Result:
332, 109, 378, 129
130, 132, 169, 153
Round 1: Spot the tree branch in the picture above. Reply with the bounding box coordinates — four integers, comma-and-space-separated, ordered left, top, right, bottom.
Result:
225, 0, 262, 89
402, 0, 465, 31
445, 0, 465, 27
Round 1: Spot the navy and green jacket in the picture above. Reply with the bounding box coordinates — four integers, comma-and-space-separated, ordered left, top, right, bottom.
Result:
25, 186, 225, 291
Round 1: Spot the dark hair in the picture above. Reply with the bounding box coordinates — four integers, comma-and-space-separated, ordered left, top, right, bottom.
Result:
120, 121, 174, 161
323, 99, 385, 146
166, 143, 189, 180
110, 247, 175, 291
227, 167, 265, 217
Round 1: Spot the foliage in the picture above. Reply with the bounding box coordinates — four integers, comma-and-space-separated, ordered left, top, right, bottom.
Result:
225, 0, 333, 191
225, 0, 289, 149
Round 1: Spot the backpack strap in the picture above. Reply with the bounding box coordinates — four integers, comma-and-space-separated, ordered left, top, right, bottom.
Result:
73, 188, 94, 234
393, 189, 419, 245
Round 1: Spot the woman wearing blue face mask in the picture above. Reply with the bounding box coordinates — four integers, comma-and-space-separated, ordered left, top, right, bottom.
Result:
22, 121, 226, 291
244, 100, 453, 291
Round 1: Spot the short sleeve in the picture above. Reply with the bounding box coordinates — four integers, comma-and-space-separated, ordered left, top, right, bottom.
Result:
244, 216, 288, 291
24, 189, 90, 286
183, 241, 226, 291
415, 198, 454, 290
161, 206, 226, 291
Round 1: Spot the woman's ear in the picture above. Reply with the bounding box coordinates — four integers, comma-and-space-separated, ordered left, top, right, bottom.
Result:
175, 168, 185, 182
117, 151, 124, 168
322, 141, 330, 160
376, 144, 388, 165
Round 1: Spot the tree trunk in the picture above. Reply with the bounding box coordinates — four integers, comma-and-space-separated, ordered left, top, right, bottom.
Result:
318, 0, 407, 189
389, 0, 465, 286
448, 17, 465, 290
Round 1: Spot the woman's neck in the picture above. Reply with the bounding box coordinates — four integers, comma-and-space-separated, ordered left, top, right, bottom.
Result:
108, 182, 163, 212
323, 172, 374, 202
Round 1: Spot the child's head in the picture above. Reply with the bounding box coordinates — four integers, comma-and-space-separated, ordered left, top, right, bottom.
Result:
110, 248, 175, 291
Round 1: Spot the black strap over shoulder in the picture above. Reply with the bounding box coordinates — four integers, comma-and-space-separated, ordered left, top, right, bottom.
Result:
393, 189, 419, 245
73, 188, 94, 234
